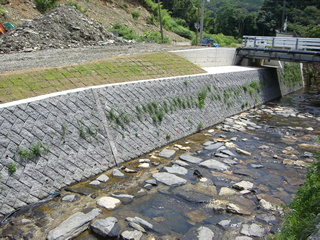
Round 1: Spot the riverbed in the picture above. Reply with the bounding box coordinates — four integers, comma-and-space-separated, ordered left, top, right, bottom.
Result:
1, 89, 320, 240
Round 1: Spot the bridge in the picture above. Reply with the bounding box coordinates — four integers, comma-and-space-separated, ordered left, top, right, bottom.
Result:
235, 36, 320, 65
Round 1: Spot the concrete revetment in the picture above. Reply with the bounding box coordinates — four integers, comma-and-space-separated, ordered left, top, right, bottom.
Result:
0, 59, 303, 218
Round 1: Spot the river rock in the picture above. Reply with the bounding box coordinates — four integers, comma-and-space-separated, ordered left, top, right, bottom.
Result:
226, 203, 252, 215
204, 143, 224, 151
127, 216, 170, 235
233, 169, 260, 178
199, 159, 230, 171
233, 181, 254, 191
158, 149, 176, 159
152, 172, 187, 186
197, 226, 214, 240
113, 168, 125, 177
125, 168, 138, 173
179, 154, 203, 164
256, 213, 279, 224
164, 164, 188, 175
257, 194, 284, 212
129, 222, 146, 233
220, 149, 236, 156
47, 208, 101, 240
89, 180, 101, 186
138, 163, 150, 168
236, 148, 251, 156
96, 197, 121, 210
173, 160, 189, 166
209, 199, 229, 212
218, 219, 231, 229
111, 193, 134, 204
240, 223, 267, 237
91, 217, 120, 237
235, 236, 253, 240
219, 187, 237, 196
96, 174, 109, 182
138, 159, 150, 163
214, 153, 230, 158
121, 230, 143, 240
223, 159, 238, 165
250, 164, 264, 168
61, 195, 77, 202
145, 179, 157, 186
172, 188, 213, 203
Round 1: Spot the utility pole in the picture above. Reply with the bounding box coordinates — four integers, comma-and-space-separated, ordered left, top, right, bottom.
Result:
281, 0, 286, 33
199, 0, 205, 45
158, 0, 164, 43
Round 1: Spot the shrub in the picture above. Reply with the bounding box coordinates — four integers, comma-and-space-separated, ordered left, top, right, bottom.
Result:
9, 162, 16, 174
146, 14, 155, 25
131, 10, 140, 20
174, 18, 186, 26
35, 0, 57, 13
108, 23, 137, 40
123, 2, 128, 8
275, 139, 320, 239
172, 26, 192, 39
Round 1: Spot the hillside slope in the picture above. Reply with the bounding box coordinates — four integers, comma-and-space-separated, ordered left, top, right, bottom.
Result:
0, 0, 189, 42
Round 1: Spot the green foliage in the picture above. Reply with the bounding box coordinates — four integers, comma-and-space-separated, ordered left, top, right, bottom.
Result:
61, 123, 66, 139
35, 0, 56, 13
152, 114, 158, 122
163, 100, 168, 113
166, 133, 171, 140
172, 25, 192, 39
197, 87, 208, 108
142, 104, 148, 113
108, 23, 137, 40
136, 105, 141, 114
16, 142, 49, 160
9, 162, 16, 174
198, 122, 204, 130
188, 119, 194, 125
123, 2, 128, 8
109, 108, 115, 121
224, 90, 231, 103
147, 103, 154, 115
275, 139, 320, 239
137, 30, 170, 44
131, 10, 141, 20
0, 8, 6, 15
146, 14, 155, 25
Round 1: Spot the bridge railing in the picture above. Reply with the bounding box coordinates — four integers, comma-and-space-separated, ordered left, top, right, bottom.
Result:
243, 36, 320, 51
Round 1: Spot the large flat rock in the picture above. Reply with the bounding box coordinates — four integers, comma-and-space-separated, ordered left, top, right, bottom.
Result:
91, 217, 120, 237
152, 172, 187, 186
47, 208, 101, 240
199, 159, 230, 171
179, 155, 203, 164
158, 149, 176, 159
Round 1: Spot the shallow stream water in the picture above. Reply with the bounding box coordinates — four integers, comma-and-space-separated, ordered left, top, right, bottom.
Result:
1, 89, 320, 240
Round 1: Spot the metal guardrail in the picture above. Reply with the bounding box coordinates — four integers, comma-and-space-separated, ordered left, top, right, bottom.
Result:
243, 36, 320, 51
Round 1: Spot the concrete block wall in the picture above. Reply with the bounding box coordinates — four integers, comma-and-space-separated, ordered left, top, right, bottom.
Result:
171, 48, 237, 67
0, 67, 302, 217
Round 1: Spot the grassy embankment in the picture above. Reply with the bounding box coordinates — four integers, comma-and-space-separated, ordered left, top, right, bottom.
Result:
0, 52, 206, 104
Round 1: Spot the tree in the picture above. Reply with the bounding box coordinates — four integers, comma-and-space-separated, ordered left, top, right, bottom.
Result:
306, 24, 320, 38
256, 10, 276, 36
215, 4, 239, 37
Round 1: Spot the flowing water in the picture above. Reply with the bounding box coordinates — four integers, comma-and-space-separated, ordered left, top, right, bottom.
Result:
1, 89, 320, 240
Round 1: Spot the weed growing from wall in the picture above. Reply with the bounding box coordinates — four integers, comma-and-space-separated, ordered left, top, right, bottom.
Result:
16, 142, 50, 160
9, 162, 16, 174
197, 87, 208, 108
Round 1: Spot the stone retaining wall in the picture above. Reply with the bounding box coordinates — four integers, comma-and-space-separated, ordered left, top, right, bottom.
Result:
0, 67, 303, 217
